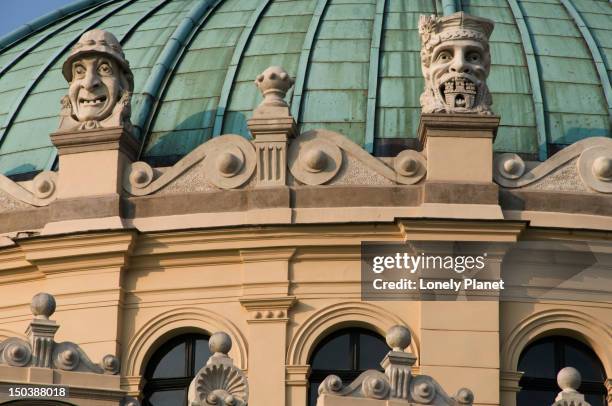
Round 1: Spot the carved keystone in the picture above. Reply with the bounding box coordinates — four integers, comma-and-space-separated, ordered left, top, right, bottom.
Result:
248, 66, 297, 187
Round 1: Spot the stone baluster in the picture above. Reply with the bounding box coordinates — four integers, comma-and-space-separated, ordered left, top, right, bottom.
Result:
26, 292, 59, 368
247, 66, 296, 187
552, 367, 592, 406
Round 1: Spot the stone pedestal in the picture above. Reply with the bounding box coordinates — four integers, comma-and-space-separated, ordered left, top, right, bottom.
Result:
247, 115, 296, 187
417, 114, 502, 217
46, 126, 137, 234
418, 114, 499, 183
50, 126, 137, 199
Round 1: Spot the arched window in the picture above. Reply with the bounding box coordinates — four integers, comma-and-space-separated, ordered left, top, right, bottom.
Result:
308, 328, 388, 406
143, 333, 211, 406
518, 336, 606, 406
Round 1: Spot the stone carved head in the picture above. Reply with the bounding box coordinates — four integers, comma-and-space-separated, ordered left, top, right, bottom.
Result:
59, 29, 133, 131
419, 12, 494, 114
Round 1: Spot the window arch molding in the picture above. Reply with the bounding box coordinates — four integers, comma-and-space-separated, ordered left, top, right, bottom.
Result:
286, 302, 418, 366
501, 308, 611, 377
124, 307, 248, 379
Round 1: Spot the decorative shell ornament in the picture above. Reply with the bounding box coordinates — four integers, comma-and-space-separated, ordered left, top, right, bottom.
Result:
188, 332, 248, 406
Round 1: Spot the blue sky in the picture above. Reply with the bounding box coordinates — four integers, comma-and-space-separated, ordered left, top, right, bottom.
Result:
0, 0, 76, 38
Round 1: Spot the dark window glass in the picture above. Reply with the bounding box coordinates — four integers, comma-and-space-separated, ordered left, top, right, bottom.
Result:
308, 328, 388, 406
358, 332, 389, 370
143, 334, 210, 406
518, 336, 606, 406
194, 338, 212, 375
152, 342, 186, 379
311, 333, 351, 370
148, 389, 187, 406
517, 339, 555, 379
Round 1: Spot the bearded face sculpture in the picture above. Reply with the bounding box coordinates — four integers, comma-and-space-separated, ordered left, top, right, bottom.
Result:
59, 29, 133, 131
419, 12, 494, 114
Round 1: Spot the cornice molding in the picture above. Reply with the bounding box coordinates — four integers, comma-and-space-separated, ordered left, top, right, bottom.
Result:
18, 231, 136, 275
398, 219, 526, 242
240, 248, 296, 263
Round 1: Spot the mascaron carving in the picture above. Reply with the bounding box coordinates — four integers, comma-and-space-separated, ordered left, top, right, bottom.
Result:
188, 332, 249, 406
58, 29, 133, 132
318, 326, 473, 405
419, 12, 494, 114
0, 293, 120, 374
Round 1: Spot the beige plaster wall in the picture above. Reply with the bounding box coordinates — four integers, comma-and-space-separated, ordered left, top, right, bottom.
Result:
0, 222, 610, 406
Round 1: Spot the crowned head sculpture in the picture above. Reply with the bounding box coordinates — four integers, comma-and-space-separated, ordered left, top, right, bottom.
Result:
419, 12, 494, 115
58, 29, 134, 131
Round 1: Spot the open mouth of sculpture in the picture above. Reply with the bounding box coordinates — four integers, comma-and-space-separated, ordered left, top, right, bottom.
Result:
439, 76, 477, 109
79, 96, 107, 107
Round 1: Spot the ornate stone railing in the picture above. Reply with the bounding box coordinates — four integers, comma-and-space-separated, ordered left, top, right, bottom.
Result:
0, 293, 137, 406
317, 326, 474, 406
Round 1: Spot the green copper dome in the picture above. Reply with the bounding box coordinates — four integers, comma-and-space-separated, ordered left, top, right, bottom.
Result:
0, 0, 610, 177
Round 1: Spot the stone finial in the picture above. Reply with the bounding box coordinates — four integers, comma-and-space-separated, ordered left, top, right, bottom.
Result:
30, 292, 56, 320
419, 12, 494, 114
553, 367, 591, 406
58, 29, 133, 132
386, 325, 411, 352
0, 293, 119, 374
209, 331, 232, 356
254, 66, 294, 109
248, 65, 297, 187
188, 331, 248, 406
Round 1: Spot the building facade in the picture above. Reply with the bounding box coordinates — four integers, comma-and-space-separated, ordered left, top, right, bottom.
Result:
0, 0, 610, 405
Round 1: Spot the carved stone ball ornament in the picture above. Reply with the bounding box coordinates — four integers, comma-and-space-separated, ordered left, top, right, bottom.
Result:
553, 367, 592, 406
59, 29, 134, 131
419, 12, 494, 114
385, 325, 411, 352
30, 292, 56, 319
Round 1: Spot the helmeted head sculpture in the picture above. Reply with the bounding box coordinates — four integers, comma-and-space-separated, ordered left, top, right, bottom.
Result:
419, 12, 494, 115
58, 29, 133, 131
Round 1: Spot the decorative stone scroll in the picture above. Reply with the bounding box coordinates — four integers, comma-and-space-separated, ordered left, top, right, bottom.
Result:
288, 129, 426, 185
0, 293, 120, 374
419, 12, 494, 114
188, 332, 249, 406
123, 134, 256, 195
58, 29, 134, 132
0, 171, 58, 207
552, 367, 591, 406
317, 326, 473, 405
494, 137, 612, 193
